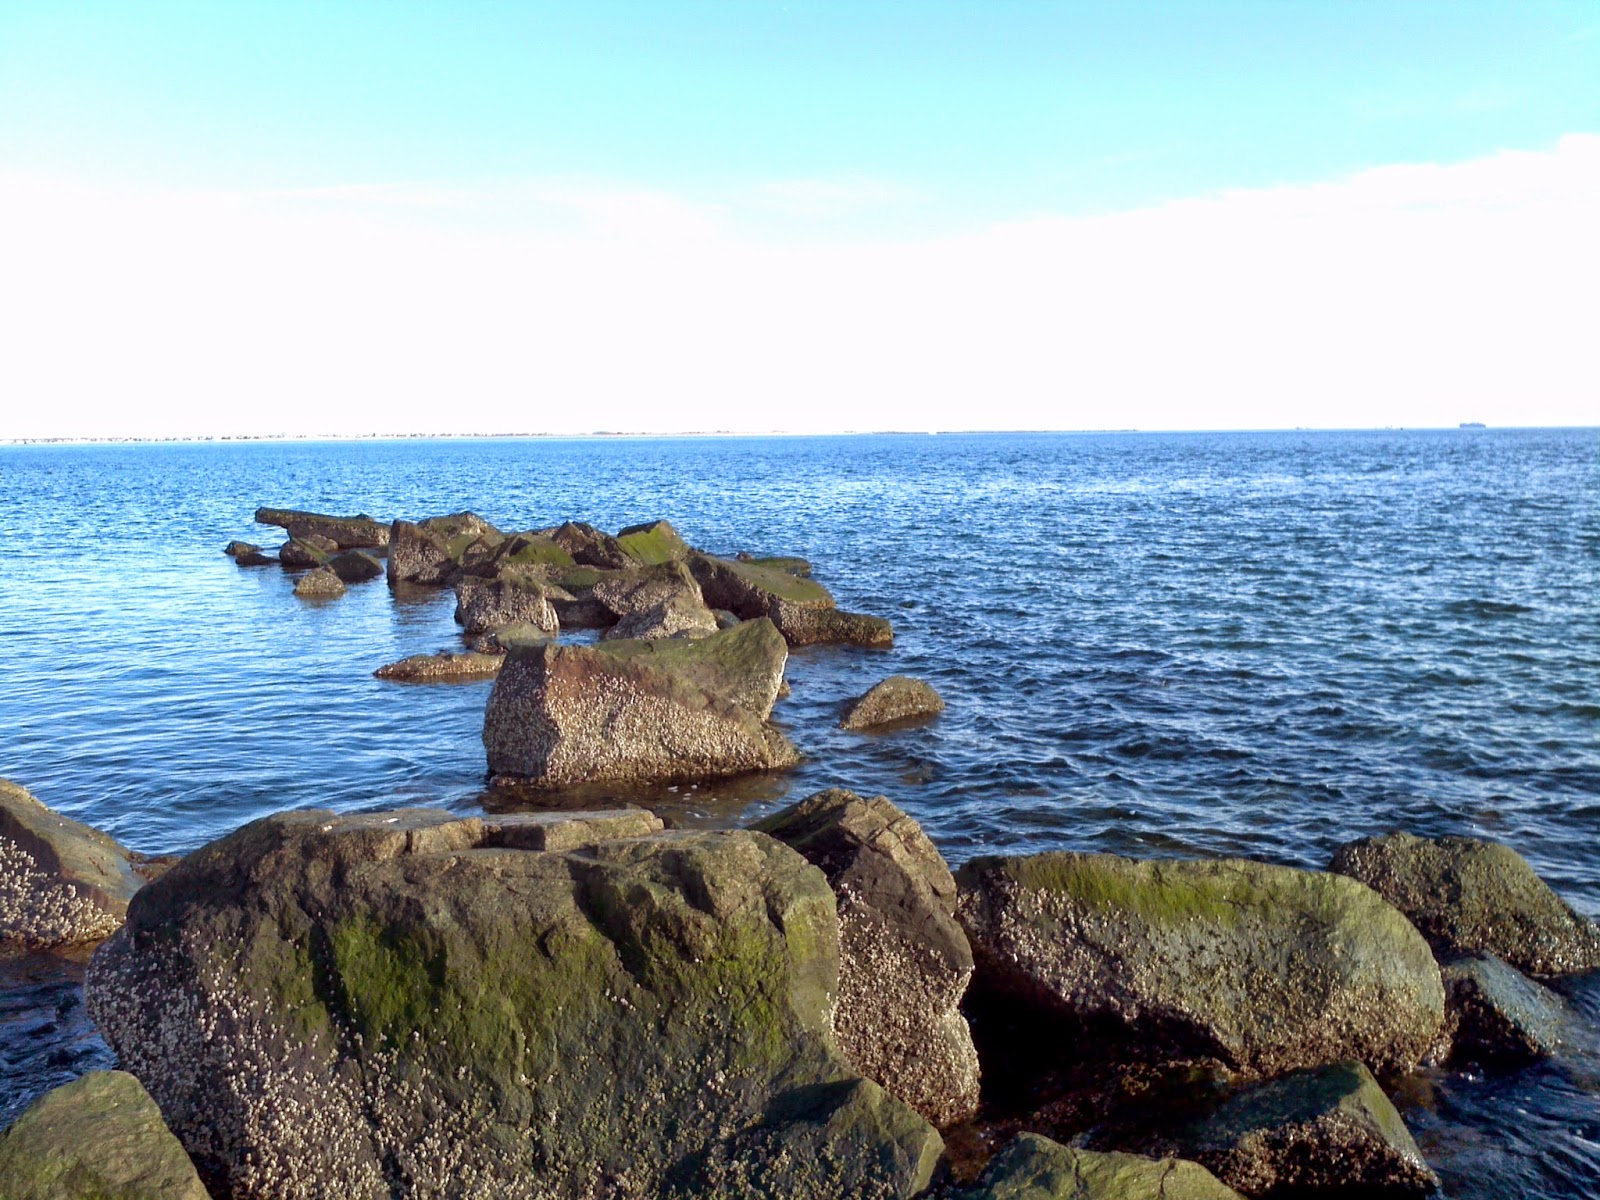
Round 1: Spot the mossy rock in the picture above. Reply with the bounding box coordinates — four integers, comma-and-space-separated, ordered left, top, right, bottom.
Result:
0, 1070, 211, 1199
689, 553, 834, 612
86, 812, 938, 1199
495, 534, 576, 569
971, 1133, 1242, 1200
615, 520, 691, 566
956, 853, 1445, 1078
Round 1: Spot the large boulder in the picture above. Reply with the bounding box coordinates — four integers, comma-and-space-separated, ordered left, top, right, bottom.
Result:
86, 810, 941, 1200
840, 676, 945, 730
0, 1070, 211, 1200
255, 507, 389, 549
387, 513, 502, 587
601, 594, 721, 642
971, 1133, 1242, 1200
484, 618, 798, 788
755, 790, 979, 1127
454, 574, 560, 637
546, 521, 633, 569
1440, 954, 1573, 1064
593, 561, 718, 641
1329, 831, 1600, 976
956, 853, 1446, 1078
615, 520, 691, 565
688, 554, 893, 648
1, 780, 151, 948
1166, 1061, 1438, 1197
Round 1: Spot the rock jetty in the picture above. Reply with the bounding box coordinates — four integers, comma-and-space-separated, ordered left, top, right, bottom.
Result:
255, 507, 389, 549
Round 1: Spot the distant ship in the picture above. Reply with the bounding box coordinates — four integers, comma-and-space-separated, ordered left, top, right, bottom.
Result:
1459, 422, 1487, 429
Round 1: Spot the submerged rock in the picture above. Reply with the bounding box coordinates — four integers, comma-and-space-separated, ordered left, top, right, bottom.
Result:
484, 618, 798, 788
223, 541, 273, 566
454, 574, 560, 637
255, 507, 389, 549
1169, 1061, 1438, 1197
840, 676, 945, 730
386, 513, 501, 587
955, 853, 1446, 1078
1329, 831, 1600, 976
277, 536, 336, 569
1441, 954, 1572, 1064
373, 651, 505, 681
87, 810, 940, 1200
0, 780, 152, 948
292, 566, 346, 600
0, 1070, 211, 1200
756, 790, 980, 1127
972, 1132, 1242, 1200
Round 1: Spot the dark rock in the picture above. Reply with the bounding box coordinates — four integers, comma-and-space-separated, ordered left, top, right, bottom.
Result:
484, 618, 798, 788
386, 513, 501, 587
327, 550, 384, 585
1, 779, 148, 948
453, 574, 560, 636
972, 1132, 1242, 1200
755, 789, 979, 1127
547, 521, 632, 569
255, 507, 388, 549
1441, 954, 1572, 1064
87, 810, 939, 1199
712, 609, 741, 631
374, 651, 504, 681
689, 554, 893, 647
840, 676, 945, 730
1330, 832, 1600, 976
615, 519, 691, 565
593, 562, 718, 641
774, 603, 895, 648
277, 536, 336, 569
223, 541, 273, 566
601, 595, 721, 641
955, 853, 1445, 1078
1169, 1061, 1438, 1197
0, 1070, 211, 1199
292, 566, 346, 600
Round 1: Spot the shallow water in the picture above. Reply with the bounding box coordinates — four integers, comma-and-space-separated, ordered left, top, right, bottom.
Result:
1, 429, 1597, 1195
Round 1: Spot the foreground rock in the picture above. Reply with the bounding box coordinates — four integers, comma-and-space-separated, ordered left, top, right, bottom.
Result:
689, 554, 893, 647
756, 790, 980, 1127
292, 566, 346, 599
956, 853, 1446, 1078
840, 676, 945, 730
87, 810, 940, 1200
386, 513, 503, 587
1441, 954, 1572, 1063
373, 651, 505, 681
1167, 1061, 1438, 1197
0, 1070, 211, 1200
255, 507, 389, 549
971, 1133, 1242, 1200
484, 618, 799, 788
1, 780, 150, 947
1330, 831, 1600, 976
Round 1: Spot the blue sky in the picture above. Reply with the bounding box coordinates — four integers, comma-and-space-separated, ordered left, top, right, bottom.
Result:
1, 2, 1596, 436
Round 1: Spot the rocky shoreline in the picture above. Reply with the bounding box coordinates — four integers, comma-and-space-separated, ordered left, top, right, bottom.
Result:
1, 506, 1597, 1199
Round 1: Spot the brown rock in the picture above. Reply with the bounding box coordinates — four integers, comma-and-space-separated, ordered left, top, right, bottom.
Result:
454, 575, 559, 636
277, 536, 337, 569
292, 566, 346, 599
374, 651, 505, 681
255, 507, 389, 549
840, 676, 945, 730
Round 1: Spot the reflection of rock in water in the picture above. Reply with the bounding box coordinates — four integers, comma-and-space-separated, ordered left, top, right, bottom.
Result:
0, 951, 114, 1125
474, 770, 797, 831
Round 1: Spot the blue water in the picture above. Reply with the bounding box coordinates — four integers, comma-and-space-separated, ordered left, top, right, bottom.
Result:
1, 429, 1597, 1196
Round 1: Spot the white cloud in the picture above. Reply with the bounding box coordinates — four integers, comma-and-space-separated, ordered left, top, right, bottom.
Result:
1, 136, 1596, 439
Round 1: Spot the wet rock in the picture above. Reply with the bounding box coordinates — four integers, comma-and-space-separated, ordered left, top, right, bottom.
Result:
1, 780, 148, 948
277, 536, 336, 569
601, 594, 721, 641
689, 554, 893, 647
223, 541, 272, 566
971, 1132, 1242, 1200
386, 513, 501, 587
465, 624, 554, 654
615, 519, 691, 565
0, 1070, 211, 1200
736, 553, 812, 577
373, 651, 504, 681
484, 618, 798, 788
1169, 1061, 1438, 1197
775, 602, 895, 648
454, 574, 560, 637
713, 609, 741, 631
1440, 954, 1572, 1064
1330, 832, 1600, 977
592, 560, 704, 621
547, 521, 632, 569
840, 676, 945, 730
755, 789, 980, 1127
327, 549, 384, 585
955, 853, 1445, 1078
292, 566, 346, 600
87, 810, 939, 1200
255, 507, 389, 549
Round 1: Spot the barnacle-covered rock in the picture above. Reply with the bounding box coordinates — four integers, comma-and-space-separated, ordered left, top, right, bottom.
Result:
373, 651, 505, 681
87, 810, 940, 1200
291, 566, 346, 600
255, 507, 389, 549
1440, 954, 1573, 1064
972, 1132, 1242, 1200
840, 676, 945, 730
386, 513, 501, 587
453, 574, 560, 637
688, 554, 892, 647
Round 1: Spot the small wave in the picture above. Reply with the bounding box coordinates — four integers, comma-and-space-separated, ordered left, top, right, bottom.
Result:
1447, 598, 1535, 619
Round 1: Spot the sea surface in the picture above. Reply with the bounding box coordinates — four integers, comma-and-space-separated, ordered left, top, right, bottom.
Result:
0, 429, 1596, 1196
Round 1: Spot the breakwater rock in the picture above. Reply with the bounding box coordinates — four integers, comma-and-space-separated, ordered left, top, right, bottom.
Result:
483, 618, 798, 788
255, 507, 389, 550
968, 1132, 1242, 1200
86, 808, 940, 1200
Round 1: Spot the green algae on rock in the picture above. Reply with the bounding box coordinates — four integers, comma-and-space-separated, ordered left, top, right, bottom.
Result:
688, 553, 894, 647
387, 512, 502, 587
86, 810, 939, 1200
0, 1070, 211, 1200
971, 1132, 1242, 1200
956, 852, 1446, 1078
614, 519, 690, 566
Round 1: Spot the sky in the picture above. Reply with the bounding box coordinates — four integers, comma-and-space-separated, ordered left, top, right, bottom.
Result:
1, 1, 1596, 438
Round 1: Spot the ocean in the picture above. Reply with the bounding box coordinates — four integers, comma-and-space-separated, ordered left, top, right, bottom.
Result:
1, 429, 1596, 1196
